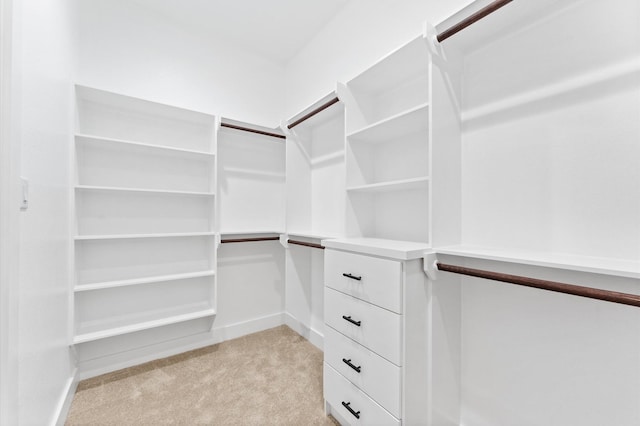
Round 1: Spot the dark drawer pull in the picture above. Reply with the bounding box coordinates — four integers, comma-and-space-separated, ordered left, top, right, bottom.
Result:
342, 315, 361, 326
341, 401, 360, 419
342, 358, 361, 373
342, 273, 362, 281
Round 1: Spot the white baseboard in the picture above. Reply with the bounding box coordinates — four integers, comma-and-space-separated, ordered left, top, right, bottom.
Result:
52, 368, 77, 426
77, 312, 286, 381
284, 313, 324, 351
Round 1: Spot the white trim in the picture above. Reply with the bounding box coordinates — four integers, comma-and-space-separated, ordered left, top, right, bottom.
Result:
284, 312, 324, 351
0, 0, 18, 424
52, 369, 78, 426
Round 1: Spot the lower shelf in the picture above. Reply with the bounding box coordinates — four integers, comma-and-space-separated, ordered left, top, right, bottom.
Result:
75, 270, 216, 292
74, 307, 216, 344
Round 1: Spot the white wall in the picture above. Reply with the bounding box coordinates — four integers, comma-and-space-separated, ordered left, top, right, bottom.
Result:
0, 0, 18, 423
13, 0, 77, 423
283, 0, 473, 118
216, 241, 285, 336
460, 0, 640, 260
76, 0, 285, 128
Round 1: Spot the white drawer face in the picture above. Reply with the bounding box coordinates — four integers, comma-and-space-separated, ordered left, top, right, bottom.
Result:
325, 249, 402, 314
324, 326, 401, 417
324, 363, 400, 426
325, 287, 402, 366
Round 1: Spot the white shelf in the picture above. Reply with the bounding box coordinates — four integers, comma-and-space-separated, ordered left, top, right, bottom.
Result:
74, 270, 216, 292
323, 237, 431, 260
75, 134, 215, 158
347, 103, 429, 142
220, 230, 283, 238
436, 246, 640, 279
286, 232, 338, 241
347, 177, 429, 193
75, 232, 216, 241
75, 185, 215, 197
73, 308, 216, 344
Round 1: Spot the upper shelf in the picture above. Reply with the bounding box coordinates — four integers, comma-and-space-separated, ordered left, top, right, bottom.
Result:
436, 245, 640, 279
75, 232, 216, 241
75, 134, 215, 159
347, 103, 429, 142
75, 85, 216, 152
347, 36, 429, 95
75, 185, 215, 197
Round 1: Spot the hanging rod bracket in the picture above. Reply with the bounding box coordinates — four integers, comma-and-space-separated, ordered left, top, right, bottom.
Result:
279, 234, 289, 249
423, 251, 439, 280
423, 21, 441, 56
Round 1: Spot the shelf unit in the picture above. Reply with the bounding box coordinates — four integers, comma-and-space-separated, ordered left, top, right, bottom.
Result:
217, 119, 286, 234
285, 92, 346, 238
73, 85, 217, 357
282, 93, 346, 348
342, 36, 431, 244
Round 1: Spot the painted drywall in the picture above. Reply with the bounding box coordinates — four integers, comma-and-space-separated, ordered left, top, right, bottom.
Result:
216, 242, 286, 333
460, 0, 640, 260
283, 0, 473, 119
76, 0, 285, 128
458, 259, 640, 426
13, 0, 76, 423
0, 0, 19, 423
456, 0, 640, 424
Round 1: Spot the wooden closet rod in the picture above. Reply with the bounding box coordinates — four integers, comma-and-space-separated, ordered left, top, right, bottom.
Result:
287, 97, 340, 129
437, 0, 513, 42
288, 239, 325, 250
220, 122, 286, 139
437, 263, 640, 308
221, 237, 280, 243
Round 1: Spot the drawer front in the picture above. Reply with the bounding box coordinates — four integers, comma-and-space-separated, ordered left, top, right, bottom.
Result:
325, 249, 402, 314
324, 363, 400, 426
324, 326, 401, 417
325, 287, 402, 365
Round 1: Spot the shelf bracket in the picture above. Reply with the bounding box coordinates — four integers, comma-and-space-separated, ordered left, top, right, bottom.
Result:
423, 251, 439, 280
279, 233, 289, 249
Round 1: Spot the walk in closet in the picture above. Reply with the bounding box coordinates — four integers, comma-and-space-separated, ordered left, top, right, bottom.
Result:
4, 0, 638, 425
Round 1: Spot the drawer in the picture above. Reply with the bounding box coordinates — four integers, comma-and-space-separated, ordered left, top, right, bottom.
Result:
325, 287, 402, 365
325, 249, 402, 314
324, 363, 400, 426
324, 326, 401, 418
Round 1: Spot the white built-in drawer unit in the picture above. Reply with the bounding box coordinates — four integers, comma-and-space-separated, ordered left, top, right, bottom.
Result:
324, 326, 401, 418
324, 364, 400, 426
325, 249, 402, 313
322, 239, 430, 425
325, 287, 402, 365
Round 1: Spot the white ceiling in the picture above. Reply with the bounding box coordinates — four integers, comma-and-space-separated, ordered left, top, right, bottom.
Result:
129, 0, 351, 64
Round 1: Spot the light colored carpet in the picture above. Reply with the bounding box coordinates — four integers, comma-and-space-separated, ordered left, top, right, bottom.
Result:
66, 325, 338, 425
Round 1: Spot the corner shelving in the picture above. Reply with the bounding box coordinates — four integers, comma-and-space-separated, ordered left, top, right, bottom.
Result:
343, 36, 431, 244
73, 85, 217, 352
217, 119, 286, 234
285, 92, 346, 238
